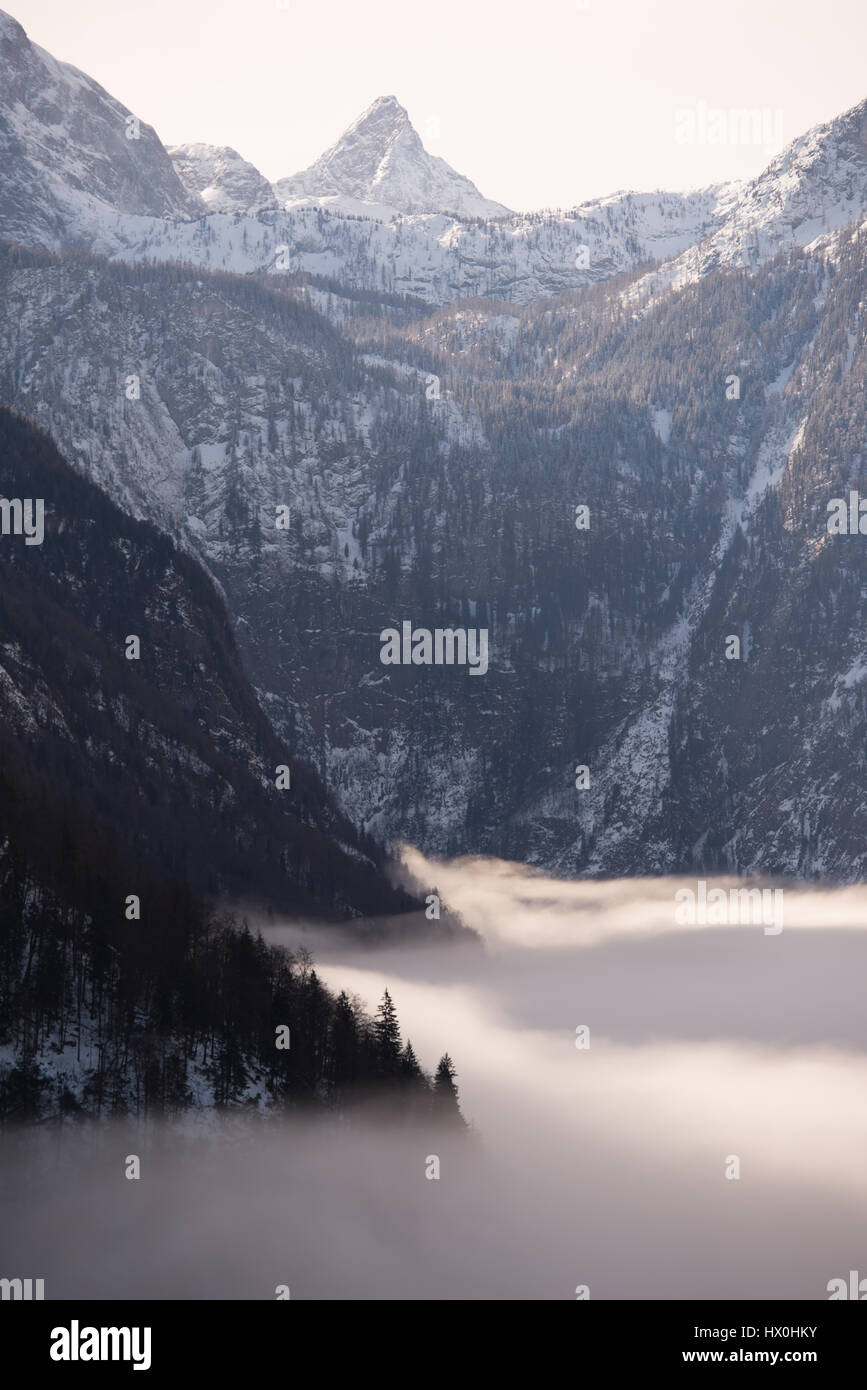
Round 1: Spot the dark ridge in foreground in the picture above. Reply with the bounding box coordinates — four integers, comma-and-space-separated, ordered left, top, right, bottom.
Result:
0, 409, 465, 1124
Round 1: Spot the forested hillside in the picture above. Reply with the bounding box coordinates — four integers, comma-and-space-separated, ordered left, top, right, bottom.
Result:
0, 410, 466, 1122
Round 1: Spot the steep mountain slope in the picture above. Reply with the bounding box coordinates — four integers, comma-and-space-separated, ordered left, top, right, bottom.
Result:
0, 8, 198, 249
0, 406, 417, 918
650, 98, 867, 293
373, 227, 867, 876
0, 242, 472, 843
0, 416, 469, 1125
1, 224, 864, 878
712, 97, 867, 258
169, 142, 277, 214
274, 95, 511, 218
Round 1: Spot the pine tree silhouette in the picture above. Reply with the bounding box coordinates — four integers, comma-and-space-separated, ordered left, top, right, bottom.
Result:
373, 989, 402, 1076
433, 1053, 465, 1126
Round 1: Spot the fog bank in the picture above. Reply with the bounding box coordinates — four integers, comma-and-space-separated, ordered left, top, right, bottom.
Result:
3, 861, 866, 1299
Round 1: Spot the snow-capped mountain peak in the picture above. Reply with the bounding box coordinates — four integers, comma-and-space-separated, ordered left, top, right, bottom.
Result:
169, 142, 276, 214
274, 94, 511, 218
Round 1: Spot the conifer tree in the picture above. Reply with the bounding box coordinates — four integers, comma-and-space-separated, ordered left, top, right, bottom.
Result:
433, 1052, 464, 1125
374, 988, 402, 1075
400, 1038, 424, 1083
330, 989, 358, 1093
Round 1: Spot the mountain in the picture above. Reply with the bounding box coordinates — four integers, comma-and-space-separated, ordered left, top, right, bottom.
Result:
0, 11, 866, 883
0, 410, 471, 1124
646, 97, 867, 295
1, 220, 864, 879
0, 7, 863, 310
310, 229, 867, 877
1, 9, 861, 308
85, 182, 738, 306
0, 404, 418, 920
66, 190, 732, 306
274, 95, 511, 218
141, 97, 867, 304
169, 142, 277, 214
0, 9, 198, 248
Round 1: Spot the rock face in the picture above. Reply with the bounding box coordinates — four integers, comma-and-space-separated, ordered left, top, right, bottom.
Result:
0, 405, 416, 919
169, 143, 276, 214
668, 98, 867, 283
273, 95, 512, 218
0, 8, 198, 248
1, 219, 864, 880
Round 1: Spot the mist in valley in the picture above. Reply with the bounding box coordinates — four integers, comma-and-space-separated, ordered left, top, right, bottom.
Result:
3, 856, 866, 1300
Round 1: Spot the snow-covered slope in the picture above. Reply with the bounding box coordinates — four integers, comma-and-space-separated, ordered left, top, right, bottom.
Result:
1, 5, 862, 309
658, 98, 867, 290
0, 7, 198, 248
274, 95, 511, 218
169, 142, 276, 214
87, 188, 738, 307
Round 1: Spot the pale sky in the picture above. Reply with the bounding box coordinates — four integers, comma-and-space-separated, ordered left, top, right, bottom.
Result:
7, 0, 867, 210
